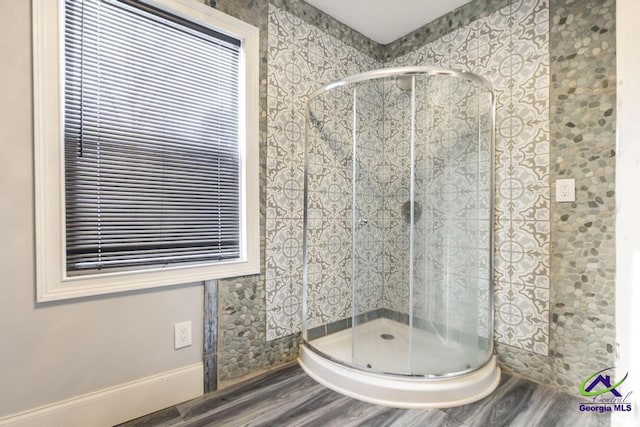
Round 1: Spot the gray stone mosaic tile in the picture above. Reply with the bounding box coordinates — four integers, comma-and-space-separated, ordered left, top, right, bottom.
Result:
202, 0, 294, 384
217, 275, 300, 384
545, 0, 616, 393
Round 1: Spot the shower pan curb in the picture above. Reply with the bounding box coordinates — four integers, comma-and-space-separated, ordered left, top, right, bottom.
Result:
298, 344, 500, 409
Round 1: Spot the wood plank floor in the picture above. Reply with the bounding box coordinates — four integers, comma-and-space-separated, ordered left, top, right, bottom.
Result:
117, 365, 611, 427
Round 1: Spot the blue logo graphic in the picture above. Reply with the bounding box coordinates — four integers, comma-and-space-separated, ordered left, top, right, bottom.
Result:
580, 367, 628, 397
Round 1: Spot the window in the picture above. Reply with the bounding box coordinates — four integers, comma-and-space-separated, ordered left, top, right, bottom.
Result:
33, 0, 259, 301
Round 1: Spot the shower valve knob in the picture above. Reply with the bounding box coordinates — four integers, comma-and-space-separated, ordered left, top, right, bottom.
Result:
358, 218, 368, 226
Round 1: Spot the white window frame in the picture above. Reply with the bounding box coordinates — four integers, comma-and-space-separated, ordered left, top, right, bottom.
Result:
33, 0, 260, 302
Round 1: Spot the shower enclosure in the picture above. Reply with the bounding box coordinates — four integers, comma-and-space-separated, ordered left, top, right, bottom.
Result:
298, 67, 500, 408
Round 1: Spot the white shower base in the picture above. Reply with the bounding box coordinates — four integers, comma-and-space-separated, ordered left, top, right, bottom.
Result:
298, 318, 500, 408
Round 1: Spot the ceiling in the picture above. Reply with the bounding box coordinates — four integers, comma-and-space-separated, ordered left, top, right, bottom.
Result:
304, 0, 473, 45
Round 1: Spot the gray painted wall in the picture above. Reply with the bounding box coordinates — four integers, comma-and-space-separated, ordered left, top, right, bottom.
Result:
0, 0, 204, 417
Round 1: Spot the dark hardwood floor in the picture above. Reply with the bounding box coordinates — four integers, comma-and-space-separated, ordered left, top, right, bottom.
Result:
117, 365, 611, 427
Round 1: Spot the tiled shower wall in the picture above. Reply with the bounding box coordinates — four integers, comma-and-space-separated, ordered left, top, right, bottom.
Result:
212, 0, 615, 394
266, 0, 552, 358
497, 0, 616, 392
265, 6, 380, 340
387, 0, 551, 355
373, 0, 616, 393
207, 0, 380, 384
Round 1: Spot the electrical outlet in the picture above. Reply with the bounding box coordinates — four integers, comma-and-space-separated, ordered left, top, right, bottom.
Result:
555, 178, 575, 202
174, 321, 192, 349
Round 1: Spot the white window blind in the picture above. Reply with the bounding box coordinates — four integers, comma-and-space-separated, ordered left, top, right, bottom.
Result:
63, 0, 242, 274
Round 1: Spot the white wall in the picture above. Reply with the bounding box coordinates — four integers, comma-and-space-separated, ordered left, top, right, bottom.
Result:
0, 0, 204, 418
615, 0, 640, 425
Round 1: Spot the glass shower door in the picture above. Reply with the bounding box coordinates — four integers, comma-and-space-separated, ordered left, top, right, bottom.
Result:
304, 83, 354, 363
411, 75, 493, 375
352, 76, 413, 374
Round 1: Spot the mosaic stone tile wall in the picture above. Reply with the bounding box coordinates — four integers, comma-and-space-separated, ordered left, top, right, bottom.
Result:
388, 0, 551, 355
497, 0, 616, 393
217, 275, 300, 385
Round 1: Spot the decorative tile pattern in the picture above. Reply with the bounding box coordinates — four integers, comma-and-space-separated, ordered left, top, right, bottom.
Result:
383, 0, 515, 61
388, 0, 551, 354
213, 0, 614, 394
266, 5, 380, 340
207, 0, 382, 60
384, 72, 494, 340
207, 0, 519, 385
204, 0, 384, 381
482, 0, 550, 354
270, 0, 383, 60
268, 0, 551, 353
496, 0, 616, 394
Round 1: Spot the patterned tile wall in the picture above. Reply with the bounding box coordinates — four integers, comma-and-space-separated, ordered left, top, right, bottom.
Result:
380, 78, 411, 316
213, 0, 615, 393
305, 86, 355, 332
497, 0, 616, 393
265, 5, 380, 340
353, 79, 386, 318
266, 0, 551, 355
383, 0, 515, 61
208, 0, 382, 384
388, 0, 551, 355
378, 75, 493, 341
208, 0, 383, 60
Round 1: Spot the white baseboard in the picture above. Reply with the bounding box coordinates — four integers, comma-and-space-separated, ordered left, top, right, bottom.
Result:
0, 363, 203, 427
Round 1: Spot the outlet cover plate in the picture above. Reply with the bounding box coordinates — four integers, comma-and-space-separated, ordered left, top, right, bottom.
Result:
175, 321, 192, 349
556, 178, 575, 202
